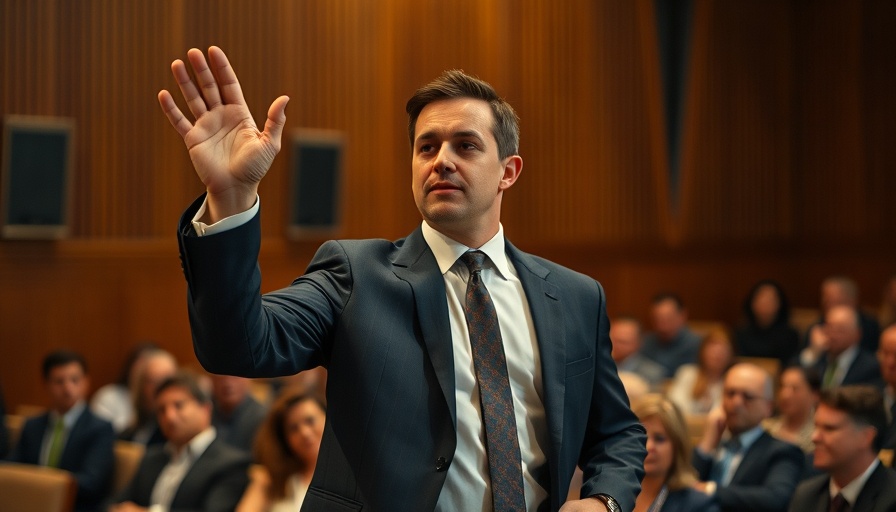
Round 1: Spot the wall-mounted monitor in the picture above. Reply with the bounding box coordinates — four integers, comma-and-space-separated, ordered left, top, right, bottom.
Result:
1, 115, 76, 239
287, 128, 344, 240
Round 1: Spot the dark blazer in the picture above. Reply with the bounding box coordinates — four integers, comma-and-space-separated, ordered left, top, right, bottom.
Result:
114, 436, 250, 511
661, 487, 720, 512
177, 196, 647, 512
815, 349, 883, 388
788, 463, 896, 512
9, 407, 115, 511
693, 431, 804, 512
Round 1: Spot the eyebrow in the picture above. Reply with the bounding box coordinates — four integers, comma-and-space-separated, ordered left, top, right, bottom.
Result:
415, 130, 486, 146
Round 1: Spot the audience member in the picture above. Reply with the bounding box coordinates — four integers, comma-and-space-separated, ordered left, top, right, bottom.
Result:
879, 275, 896, 329
799, 305, 882, 389
618, 372, 651, 403
0, 382, 8, 459
692, 363, 803, 512
91, 342, 159, 434
611, 316, 666, 389
120, 349, 177, 446
236, 390, 326, 512
210, 374, 266, 454
788, 385, 896, 512
668, 327, 734, 415
9, 350, 115, 511
630, 394, 719, 512
805, 276, 881, 353
877, 325, 896, 450
110, 371, 250, 511
641, 293, 702, 379
763, 366, 821, 453
734, 280, 799, 366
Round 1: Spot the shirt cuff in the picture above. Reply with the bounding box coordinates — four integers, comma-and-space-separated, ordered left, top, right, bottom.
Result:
191, 196, 260, 236
148, 505, 167, 512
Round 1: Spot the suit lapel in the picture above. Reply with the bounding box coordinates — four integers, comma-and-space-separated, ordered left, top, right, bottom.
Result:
390, 228, 457, 426
506, 242, 566, 492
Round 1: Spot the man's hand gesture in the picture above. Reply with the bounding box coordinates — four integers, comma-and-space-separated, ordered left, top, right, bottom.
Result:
158, 46, 289, 223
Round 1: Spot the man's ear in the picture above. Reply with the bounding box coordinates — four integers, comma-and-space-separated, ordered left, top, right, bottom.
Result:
498, 155, 523, 192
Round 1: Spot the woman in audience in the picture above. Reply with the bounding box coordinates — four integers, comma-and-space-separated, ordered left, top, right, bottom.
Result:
90, 341, 158, 433
763, 365, 820, 453
631, 394, 718, 511
734, 279, 800, 366
667, 327, 734, 415
237, 390, 326, 512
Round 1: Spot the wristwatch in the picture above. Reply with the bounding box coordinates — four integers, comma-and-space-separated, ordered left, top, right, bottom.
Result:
595, 494, 621, 512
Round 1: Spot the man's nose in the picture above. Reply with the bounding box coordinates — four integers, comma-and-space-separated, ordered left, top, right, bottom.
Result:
433, 144, 455, 174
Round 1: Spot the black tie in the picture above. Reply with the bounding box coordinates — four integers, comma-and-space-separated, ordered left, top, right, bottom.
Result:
460, 251, 526, 512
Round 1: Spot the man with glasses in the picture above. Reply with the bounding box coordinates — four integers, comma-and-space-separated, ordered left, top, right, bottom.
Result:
692, 363, 804, 512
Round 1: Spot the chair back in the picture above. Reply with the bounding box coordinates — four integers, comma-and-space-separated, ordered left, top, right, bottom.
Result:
112, 440, 145, 495
0, 462, 76, 512
5, 414, 25, 450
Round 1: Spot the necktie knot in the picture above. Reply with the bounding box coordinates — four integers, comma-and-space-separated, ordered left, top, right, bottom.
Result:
460, 250, 487, 275
829, 493, 850, 512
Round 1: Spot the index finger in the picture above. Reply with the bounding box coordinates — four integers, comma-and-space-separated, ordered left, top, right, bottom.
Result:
207, 46, 246, 106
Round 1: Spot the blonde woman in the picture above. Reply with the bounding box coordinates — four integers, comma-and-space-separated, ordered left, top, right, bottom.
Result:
632, 394, 719, 512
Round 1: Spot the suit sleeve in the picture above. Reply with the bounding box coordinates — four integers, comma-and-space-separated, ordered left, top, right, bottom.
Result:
578, 283, 647, 511
715, 441, 804, 512
69, 418, 115, 503
177, 194, 352, 377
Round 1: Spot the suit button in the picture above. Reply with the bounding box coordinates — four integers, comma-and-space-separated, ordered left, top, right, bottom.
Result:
435, 457, 449, 471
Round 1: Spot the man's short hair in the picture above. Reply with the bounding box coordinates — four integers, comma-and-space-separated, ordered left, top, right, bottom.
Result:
819, 385, 886, 451
823, 275, 859, 303
155, 371, 211, 405
405, 70, 520, 159
42, 350, 88, 380
651, 292, 685, 310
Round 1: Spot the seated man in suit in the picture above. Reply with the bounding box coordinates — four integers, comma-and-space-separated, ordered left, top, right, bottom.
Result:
110, 371, 250, 512
789, 385, 896, 512
119, 349, 178, 447
640, 293, 701, 379
876, 325, 896, 451
692, 363, 804, 512
209, 373, 266, 454
799, 305, 882, 389
610, 316, 666, 390
9, 350, 116, 511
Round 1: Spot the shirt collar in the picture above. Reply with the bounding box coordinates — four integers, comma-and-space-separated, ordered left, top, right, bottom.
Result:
729, 424, 765, 452
832, 345, 859, 368
420, 222, 511, 280
829, 459, 879, 505
165, 426, 217, 460
50, 401, 85, 429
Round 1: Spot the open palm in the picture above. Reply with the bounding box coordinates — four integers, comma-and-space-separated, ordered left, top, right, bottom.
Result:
158, 46, 288, 220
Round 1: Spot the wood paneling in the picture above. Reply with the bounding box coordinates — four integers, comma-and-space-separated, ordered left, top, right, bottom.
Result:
2, 0, 895, 409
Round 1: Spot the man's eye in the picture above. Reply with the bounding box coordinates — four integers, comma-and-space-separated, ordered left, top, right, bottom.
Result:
460, 142, 477, 150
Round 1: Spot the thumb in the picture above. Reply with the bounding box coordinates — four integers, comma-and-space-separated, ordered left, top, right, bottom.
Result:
264, 95, 290, 146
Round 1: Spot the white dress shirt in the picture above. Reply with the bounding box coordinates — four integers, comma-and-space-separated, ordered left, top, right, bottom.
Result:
149, 427, 217, 512
422, 222, 549, 512
829, 458, 879, 507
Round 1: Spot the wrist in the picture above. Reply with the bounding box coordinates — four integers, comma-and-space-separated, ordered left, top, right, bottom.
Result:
205, 186, 258, 223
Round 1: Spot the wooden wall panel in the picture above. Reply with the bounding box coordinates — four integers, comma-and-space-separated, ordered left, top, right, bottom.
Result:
2, 0, 896, 409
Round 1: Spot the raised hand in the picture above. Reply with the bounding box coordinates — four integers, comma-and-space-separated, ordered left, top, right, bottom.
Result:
158, 46, 289, 222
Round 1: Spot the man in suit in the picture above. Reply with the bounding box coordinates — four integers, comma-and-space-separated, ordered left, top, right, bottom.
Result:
158, 46, 646, 512
639, 293, 701, 379
209, 374, 266, 454
876, 325, 896, 451
110, 372, 250, 512
692, 363, 803, 512
610, 316, 666, 390
788, 385, 896, 512
9, 350, 115, 511
804, 276, 882, 353
799, 305, 882, 389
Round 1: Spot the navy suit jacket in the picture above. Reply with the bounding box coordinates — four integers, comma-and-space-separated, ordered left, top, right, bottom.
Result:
115, 436, 250, 511
693, 431, 804, 512
177, 196, 646, 512
9, 408, 115, 511
815, 349, 883, 388
788, 463, 896, 512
